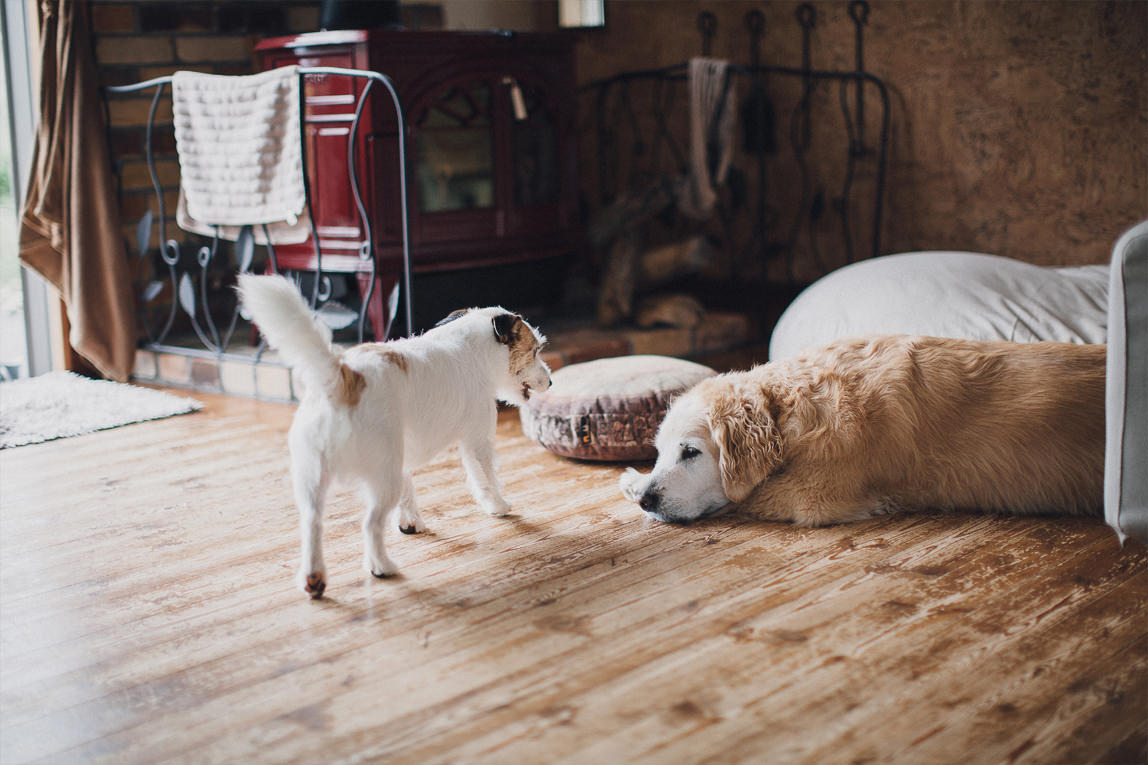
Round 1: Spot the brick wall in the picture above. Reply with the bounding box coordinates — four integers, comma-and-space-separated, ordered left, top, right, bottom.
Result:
91, 1, 323, 252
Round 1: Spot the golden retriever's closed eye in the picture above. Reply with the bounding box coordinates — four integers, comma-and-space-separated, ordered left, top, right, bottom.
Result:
623, 335, 1106, 526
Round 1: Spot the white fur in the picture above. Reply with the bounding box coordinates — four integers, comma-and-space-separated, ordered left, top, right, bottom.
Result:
620, 395, 728, 523
238, 274, 550, 598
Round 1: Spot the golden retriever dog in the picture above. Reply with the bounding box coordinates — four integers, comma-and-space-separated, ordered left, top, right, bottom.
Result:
620, 335, 1105, 525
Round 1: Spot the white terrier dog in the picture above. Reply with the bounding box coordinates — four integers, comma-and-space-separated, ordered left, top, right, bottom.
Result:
237, 274, 551, 598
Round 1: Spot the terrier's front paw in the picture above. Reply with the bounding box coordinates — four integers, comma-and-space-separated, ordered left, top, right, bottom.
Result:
365, 553, 399, 579
398, 506, 427, 534
483, 498, 512, 517
298, 568, 327, 599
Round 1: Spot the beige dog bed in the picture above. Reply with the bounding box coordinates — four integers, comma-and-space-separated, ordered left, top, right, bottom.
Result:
520, 355, 715, 461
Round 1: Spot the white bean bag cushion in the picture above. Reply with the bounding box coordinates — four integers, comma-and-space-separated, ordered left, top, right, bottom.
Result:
769, 252, 1109, 360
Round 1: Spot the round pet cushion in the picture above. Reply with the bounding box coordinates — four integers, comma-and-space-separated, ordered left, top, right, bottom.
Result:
769, 251, 1109, 361
520, 355, 716, 461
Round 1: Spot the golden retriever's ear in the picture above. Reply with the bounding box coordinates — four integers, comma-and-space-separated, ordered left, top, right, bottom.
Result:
707, 384, 783, 503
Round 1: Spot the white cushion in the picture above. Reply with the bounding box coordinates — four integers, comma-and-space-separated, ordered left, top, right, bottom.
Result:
769, 252, 1109, 360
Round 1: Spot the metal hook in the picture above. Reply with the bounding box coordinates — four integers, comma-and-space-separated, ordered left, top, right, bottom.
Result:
745, 10, 764, 66
697, 11, 717, 56
796, 3, 816, 30
745, 9, 764, 37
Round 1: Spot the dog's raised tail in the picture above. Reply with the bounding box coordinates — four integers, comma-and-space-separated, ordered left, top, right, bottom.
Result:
237, 274, 341, 392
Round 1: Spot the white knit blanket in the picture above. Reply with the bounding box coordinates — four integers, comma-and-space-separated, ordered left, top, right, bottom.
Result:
173, 66, 311, 244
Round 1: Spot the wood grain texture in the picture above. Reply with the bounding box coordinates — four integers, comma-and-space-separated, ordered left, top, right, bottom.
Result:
1, 388, 1144, 763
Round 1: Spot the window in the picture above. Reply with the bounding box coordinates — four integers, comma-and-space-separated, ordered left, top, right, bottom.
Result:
1, 0, 50, 379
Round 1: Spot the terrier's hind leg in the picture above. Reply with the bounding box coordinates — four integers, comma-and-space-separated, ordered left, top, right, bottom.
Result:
362, 474, 402, 578
397, 473, 427, 534
292, 460, 330, 599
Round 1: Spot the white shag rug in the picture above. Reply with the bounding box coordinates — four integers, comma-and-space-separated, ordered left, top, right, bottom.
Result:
0, 371, 203, 449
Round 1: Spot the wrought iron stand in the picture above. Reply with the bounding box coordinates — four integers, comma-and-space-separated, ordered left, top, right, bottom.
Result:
105, 67, 412, 360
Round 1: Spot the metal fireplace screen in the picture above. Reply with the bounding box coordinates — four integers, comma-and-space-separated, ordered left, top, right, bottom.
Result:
579, 1, 889, 288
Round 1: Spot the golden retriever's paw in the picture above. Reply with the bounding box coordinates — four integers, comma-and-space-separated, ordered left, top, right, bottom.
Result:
298, 569, 327, 599
398, 507, 427, 534
620, 468, 648, 503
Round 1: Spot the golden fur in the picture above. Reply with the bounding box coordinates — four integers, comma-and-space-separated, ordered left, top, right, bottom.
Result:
628, 335, 1106, 525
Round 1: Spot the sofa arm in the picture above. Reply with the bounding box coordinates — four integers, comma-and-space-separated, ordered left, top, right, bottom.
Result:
1105, 220, 1148, 544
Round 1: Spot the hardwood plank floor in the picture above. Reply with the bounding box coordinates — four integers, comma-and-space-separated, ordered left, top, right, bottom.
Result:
1, 384, 1144, 764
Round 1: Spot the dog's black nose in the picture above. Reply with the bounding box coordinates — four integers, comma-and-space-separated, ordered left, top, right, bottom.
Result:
638, 490, 661, 513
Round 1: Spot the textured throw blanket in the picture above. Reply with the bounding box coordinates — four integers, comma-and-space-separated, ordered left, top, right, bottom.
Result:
677, 58, 737, 221
172, 66, 311, 244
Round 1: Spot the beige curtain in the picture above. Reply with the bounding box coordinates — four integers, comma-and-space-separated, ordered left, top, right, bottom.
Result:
19, 0, 135, 381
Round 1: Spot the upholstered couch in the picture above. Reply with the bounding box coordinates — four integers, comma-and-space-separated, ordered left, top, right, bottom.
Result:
769, 221, 1147, 543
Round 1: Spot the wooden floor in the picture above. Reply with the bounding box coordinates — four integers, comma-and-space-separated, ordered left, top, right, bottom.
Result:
1, 378, 1145, 763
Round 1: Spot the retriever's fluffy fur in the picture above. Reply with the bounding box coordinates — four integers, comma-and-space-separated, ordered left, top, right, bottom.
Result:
622, 335, 1105, 525
238, 274, 550, 598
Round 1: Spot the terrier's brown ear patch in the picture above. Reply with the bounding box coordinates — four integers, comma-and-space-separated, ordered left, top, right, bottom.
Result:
492, 312, 519, 345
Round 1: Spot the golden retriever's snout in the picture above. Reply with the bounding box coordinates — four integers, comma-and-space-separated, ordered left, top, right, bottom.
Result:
638, 488, 662, 513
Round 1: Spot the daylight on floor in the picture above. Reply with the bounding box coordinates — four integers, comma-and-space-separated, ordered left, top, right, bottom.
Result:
0, 1, 1144, 762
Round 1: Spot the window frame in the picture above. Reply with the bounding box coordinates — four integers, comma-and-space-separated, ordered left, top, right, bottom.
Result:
3, 0, 53, 378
